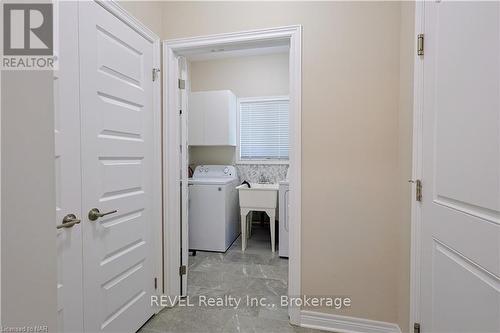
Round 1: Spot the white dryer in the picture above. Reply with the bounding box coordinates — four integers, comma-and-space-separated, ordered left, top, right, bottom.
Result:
188, 165, 240, 252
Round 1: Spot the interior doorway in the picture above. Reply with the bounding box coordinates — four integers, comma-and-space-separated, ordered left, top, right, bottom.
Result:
163, 26, 302, 324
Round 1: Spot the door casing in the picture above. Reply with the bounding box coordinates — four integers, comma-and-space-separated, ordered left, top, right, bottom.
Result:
162, 25, 302, 325
410, 2, 424, 332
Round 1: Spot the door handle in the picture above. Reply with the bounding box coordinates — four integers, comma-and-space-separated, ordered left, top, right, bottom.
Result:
56, 214, 81, 229
88, 208, 118, 221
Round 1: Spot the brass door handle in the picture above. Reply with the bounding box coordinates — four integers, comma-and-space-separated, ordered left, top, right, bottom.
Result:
88, 208, 117, 221
56, 214, 81, 229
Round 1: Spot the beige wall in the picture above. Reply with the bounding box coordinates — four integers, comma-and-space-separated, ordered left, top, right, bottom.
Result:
119, 1, 163, 37
1, 72, 57, 330
162, 1, 405, 324
189, 146, 235, 166
189, 52, 289, 166
190, 53, 289, 97
124, 0, 414, 327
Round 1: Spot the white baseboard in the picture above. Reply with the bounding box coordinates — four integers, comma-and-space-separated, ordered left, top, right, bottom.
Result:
300, 310, 402, 333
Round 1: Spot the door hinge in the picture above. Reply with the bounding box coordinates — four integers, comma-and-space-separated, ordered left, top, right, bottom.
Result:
179, 265, 187, 276
152, 68, 160, 81
417, 34, 424, 56
178, 79, 186, 89
154, 277, 157, 290
179, 109, 182, 115
416, 179, 422, 201
409, 179, 422, 202
414, 323, 421, 333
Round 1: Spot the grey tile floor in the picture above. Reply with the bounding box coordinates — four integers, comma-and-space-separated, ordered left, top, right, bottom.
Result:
140, 223, 324, 333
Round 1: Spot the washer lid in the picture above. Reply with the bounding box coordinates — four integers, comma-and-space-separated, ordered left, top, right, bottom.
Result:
188, 178, 237, 185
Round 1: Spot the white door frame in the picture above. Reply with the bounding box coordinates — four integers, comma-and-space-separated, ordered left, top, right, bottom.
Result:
89, 0, 164, 307
162, 25, 302, 324
409, 2, 425, 332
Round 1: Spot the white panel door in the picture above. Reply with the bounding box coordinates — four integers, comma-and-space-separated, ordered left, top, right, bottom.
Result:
79, 2, 156, 332
421, 1, 500, 332
54, 2, 84, 332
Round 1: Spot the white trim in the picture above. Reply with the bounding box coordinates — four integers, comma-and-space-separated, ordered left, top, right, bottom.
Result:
0, 50, 2, 326
187, 45, 289, 62
163, 26, 302, 325
236, 95, 290, 165
179, 56, 189, 297
163, 44, 182, 300
164, 25, 300, 52
409, 1, 425, 333
236, 160, 290, 165
287, 25, 302, 325
151, 30, 163, 312
98, 0, 163, 312
300, 311, 402, 333
238, 95, 289, 103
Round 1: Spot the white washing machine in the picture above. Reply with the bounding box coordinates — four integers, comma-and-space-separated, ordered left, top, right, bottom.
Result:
188, 165, 240, 252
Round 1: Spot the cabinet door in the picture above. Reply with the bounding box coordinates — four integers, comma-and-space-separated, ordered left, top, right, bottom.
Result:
189, 91, 236, 146
188, 92, 205, 145
226, 92, 237, 146
204, 91, 231, 145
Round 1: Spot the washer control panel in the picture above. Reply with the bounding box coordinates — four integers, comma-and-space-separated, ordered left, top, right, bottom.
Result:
192, 165, 236, 179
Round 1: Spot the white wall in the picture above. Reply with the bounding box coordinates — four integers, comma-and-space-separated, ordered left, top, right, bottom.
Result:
1, 71, 57, 330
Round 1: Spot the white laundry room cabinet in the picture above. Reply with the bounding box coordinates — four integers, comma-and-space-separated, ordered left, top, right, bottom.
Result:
188, 90, 237, 146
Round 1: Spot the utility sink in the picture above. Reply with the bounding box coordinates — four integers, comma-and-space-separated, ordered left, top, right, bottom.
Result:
237, 183, 279, 252
236, 183, 279, 209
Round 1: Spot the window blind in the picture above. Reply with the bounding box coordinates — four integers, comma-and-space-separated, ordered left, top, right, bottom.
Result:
239, 98, 289, 161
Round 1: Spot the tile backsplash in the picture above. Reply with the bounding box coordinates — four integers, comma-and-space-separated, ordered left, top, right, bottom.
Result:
188, 146, 289, 184
236, 164, 289, 183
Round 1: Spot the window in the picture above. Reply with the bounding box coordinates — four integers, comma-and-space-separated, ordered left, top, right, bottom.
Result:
238, 96, 289, 162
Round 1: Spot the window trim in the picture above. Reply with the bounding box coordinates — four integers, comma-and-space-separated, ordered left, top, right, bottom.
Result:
236, 95, 290, 164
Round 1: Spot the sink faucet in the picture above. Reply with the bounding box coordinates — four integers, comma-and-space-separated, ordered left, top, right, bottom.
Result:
259, 174, 271, 184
